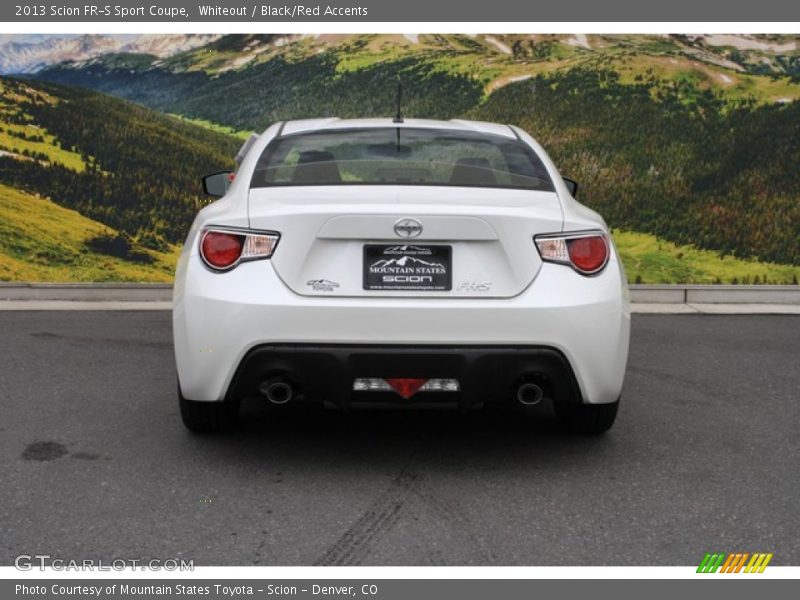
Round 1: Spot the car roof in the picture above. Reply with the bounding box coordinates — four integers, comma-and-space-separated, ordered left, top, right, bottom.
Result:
276, 118, 517, 139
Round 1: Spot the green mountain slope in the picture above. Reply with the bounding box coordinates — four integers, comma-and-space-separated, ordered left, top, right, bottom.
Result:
471, 68, 800, 266
36, 53, 483, 131
0, 183, 177, 282
12, 34, 800, 281
34, 34, 800, 130
31, 34, 800, 268
614, 230, 800, 285
0, 76, 240, 251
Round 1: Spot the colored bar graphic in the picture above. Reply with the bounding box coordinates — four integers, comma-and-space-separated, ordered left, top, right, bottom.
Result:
720, 553, 736, 573
698, 553, 727, 573
734, 553, 749, 573
745, 553, 760, 573
752, 554, 767, 572
697, 552, 772, 573
758, 553, 773, 573
697, 553, 713, 573
709, 553, 726, 573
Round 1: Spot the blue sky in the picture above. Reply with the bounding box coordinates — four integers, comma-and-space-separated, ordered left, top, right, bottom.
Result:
0, 34, 139, 45
0, 34, 74, 44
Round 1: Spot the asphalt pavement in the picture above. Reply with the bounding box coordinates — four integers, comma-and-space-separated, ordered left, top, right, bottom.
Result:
0, 312, 798, 566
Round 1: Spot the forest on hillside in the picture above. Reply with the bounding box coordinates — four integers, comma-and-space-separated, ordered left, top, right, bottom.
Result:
37, 54, 484, 131
31, 58, 800, 266
0, 77, 240, 250
472, 69, 800, 265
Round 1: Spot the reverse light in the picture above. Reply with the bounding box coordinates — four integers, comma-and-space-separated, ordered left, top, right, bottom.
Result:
199, 228, 280, 271
353, 378, 460, 399
535, 231, 609, 275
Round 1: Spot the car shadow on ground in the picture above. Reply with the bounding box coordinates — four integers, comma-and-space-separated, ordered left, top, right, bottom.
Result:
182, 396, 617, 468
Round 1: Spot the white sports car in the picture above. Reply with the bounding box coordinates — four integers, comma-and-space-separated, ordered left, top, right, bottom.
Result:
173, 118, 630, 433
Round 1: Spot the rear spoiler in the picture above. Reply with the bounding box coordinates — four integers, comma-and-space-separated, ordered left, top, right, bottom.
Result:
235, 133, 260, 166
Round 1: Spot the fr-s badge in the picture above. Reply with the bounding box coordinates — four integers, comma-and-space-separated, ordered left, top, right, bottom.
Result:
457, 281, 492, 292
306, 279, 340, 292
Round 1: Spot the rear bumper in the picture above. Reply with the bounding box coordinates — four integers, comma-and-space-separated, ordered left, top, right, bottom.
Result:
173, 255, 630, 404
227, 344, 582, 410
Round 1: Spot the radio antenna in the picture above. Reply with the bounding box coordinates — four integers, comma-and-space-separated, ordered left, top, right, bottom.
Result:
393, 77, 404, 124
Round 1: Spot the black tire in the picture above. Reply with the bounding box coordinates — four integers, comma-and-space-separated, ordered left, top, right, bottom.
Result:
556, 398, 620, 434
179, 385, 238, 433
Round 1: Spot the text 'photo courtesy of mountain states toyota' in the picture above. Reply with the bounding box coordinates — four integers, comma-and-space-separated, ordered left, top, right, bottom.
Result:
173, 118, 630, 434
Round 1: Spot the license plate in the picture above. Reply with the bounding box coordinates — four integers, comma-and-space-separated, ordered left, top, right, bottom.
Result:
363, 244, 452, 291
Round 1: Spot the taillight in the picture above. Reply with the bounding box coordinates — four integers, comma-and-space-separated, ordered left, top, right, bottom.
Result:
567, 236, 609, 273
535, 231, 609, 275
199, 228, 279, 272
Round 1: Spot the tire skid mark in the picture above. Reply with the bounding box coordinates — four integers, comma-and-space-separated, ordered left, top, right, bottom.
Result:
30, 331, 170, 349
408, 485, 492, 563
314, 469, 420, 566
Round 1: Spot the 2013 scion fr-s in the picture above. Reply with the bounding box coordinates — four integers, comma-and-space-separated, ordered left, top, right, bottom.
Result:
173, 118, 630, 433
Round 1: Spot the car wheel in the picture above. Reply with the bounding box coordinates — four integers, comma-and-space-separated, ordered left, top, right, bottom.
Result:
178, 384, 238, 433
556, 397, 620, 434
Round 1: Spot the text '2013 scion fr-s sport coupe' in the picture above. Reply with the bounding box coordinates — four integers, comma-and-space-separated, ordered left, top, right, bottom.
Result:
173, 118, 630, 434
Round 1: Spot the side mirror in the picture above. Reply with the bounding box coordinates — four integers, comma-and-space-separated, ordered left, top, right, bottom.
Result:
202, 171, 234, 197
563, 177, 578, 197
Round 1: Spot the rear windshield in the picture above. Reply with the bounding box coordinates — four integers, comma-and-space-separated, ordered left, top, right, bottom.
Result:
250, 128, 554, 191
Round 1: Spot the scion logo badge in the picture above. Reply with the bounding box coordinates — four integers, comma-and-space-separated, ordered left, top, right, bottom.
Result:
393, 218, 423, 238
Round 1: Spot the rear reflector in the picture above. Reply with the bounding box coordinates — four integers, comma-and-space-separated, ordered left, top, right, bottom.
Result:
385, 378, 428, 399
353, 378, 460, 398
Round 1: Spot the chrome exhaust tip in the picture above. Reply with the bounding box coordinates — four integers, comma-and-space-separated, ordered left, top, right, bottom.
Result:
260, 379, 293, 405
516, 382, 544, 406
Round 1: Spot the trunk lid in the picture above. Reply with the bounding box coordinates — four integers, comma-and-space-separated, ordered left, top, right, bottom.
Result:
248, 186, 563, 298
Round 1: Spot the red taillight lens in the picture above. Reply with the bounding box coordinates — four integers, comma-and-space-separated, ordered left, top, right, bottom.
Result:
535, 231, 609, 275
567, 236, 608, 274
200, 231, 245, 270
199, 228, 280, 271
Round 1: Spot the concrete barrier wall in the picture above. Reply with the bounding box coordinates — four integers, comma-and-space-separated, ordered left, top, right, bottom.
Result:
628, 285, 800, 304
0, 283, 173, 301
1, 283, 799, 304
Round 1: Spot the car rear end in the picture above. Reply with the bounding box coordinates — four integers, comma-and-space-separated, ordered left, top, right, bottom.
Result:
173, 119, 630, 432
